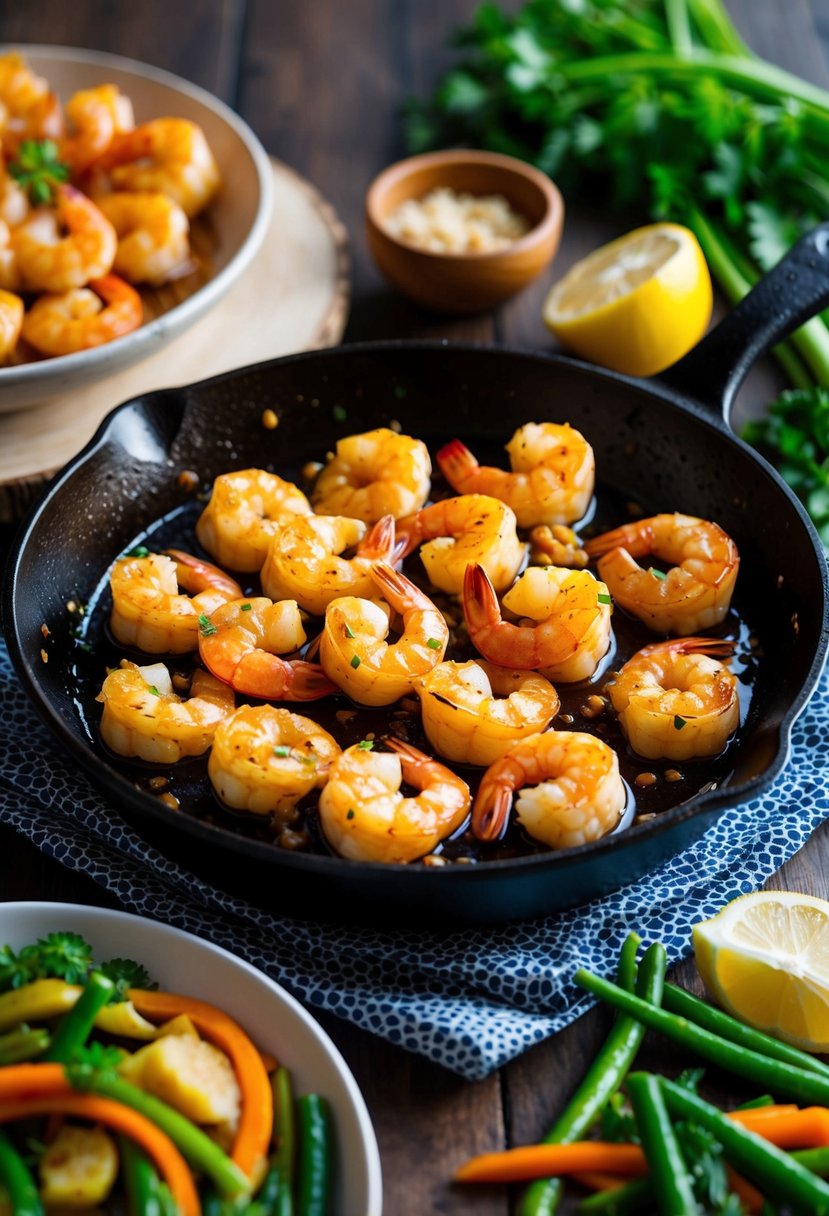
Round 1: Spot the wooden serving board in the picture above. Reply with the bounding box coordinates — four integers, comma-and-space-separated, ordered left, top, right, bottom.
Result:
0, 158, 350, 523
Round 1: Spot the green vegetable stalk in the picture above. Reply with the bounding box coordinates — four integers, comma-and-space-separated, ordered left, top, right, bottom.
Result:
273, 1067, 296, 1216
626, 1073, 699, 1214
44, 970, 114, 1063
0, 1129, 44, 1216
295, 1094, 332, 1216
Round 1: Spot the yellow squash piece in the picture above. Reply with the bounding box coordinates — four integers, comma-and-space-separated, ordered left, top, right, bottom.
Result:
542, 222, 712, 377
694, 891, 829, 1051
39, 1125, 118, 1208
0, 979, 156, 1039
154, 1014, 200, 1039
119, 1034, 241, 1125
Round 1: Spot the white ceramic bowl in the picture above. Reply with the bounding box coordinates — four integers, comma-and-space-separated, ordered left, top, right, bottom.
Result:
0, 45, 273, 414
0, 902, 382, 1216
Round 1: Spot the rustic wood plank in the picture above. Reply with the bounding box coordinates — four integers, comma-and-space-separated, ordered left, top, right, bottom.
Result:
0, 0, 242, 97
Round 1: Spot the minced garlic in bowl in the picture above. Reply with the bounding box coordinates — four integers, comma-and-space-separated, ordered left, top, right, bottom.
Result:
385, 187, 531, 254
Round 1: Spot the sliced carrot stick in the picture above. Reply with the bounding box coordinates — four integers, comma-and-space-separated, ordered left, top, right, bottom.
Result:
456, 1106, 829, 1184
571, 1170, 628, 1191
0, 1094, 199, 1216
129, 988, 272, 1177
726, 1165, 764, 1215
454, 1142, 647, 1184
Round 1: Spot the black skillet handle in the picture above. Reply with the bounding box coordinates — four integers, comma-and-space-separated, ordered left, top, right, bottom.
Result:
655, 222, 829, 427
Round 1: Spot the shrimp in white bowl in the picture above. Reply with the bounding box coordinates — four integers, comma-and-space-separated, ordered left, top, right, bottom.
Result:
320, 562, 447, 707
311, 427, 431, 523
396, 493, 525, 595
607, 637, 739, 761
208, 705, 341, 816
585, 513, 739, 635
198, 597, 335, 702
472, 730, 626, 848
98, 661, 235, 763
110, 549, 242, 654
416, 660, 560, 767
319, 738, 471, 863
463, 564, 612, 683
437, 421, 595, 527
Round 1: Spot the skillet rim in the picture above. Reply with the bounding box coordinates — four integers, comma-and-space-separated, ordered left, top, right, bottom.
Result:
4, 338, 828, 885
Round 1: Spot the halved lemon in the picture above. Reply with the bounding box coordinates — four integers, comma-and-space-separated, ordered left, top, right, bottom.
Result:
542, 222, 713, 377
693, 891, 829, 1051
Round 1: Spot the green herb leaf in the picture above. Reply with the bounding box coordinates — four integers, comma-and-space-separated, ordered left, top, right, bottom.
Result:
273, 745, 291, 758
240, 603, 252, 612
350, 654, 361, 669
126, 545, 150, 558
648, 567, 667, 581
198, 613, 217, 637
344, 623, 356, 639
0, 933, 95, 992
148, 685, 161, 697
8, 139, 70, 206
98, 958, 157, 1003
674, 714, 687, 730
332, 404, 347, 422
597, 592, 612, 605
426, 637, 442, 649
346, 808, 356, 820
357, 739, 374, 750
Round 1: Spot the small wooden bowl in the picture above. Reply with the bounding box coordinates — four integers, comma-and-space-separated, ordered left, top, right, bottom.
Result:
365, 150, 564, 314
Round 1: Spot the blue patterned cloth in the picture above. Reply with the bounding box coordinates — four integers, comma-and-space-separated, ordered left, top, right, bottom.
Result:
2, 633, 829, 1080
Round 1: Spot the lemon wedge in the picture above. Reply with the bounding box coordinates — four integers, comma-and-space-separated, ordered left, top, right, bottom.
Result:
542, 222, 712, 377
693, 891, 829, 1051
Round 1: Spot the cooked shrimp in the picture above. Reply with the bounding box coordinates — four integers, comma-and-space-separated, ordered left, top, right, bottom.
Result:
437, 422, 595, 527
260, 514, 400, 616
101, 118, 221, 217
21, 273, 142, 356
396, 494, 525, 595
417, 660, 560, 767
12, 184, 116, 293
463, 564, 612, 682
472, 730, 626, 846
196, 469, 312, 573
199, 597, 335, 702
110, 550, 242, 654
318, 738, 471, 863
0, 54, 63, 153
208, 705, 341, 816
585, 513, 739, 635
0, 157, 28, 228
0, 221, 19, 292
62, 84, 134, 173
607, 637, 739, 761
97, 192, 191, 286
98, 661, 235, 763
0, 289, 22, 360
311, 427, 431, 523
320, 562, 448, 707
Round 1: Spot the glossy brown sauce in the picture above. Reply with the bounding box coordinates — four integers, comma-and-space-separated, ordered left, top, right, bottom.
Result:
69, 462, 759, 867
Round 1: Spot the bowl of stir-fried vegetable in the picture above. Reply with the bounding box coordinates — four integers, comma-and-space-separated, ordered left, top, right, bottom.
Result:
0, 902, 382, 1216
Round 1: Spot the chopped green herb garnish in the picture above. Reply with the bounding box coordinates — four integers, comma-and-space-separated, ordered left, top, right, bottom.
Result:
332, 404, 347, 422
357, 739, 374, 751
350, 654, 361, 669
126, 545, 151, 558
273, 745, 291, 758
240, 603, 252, 611
597, 593, 612, 605
8, 139, 69, 205
198, 613, 217, 637
344, 623, 356, 639
426, 637, 441, 650
346, 809, 356, 820
98, 957, 157, 1002
674, 715, 688, 730
148, 685, 161, 697
0, 932, 94, 992
648, 567, 668, 581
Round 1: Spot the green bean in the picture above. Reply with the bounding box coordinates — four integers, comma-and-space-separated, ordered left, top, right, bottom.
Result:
44, 971, 114, 1063
296, 1095, 332, 1216
574, 968, 829, 1107
79, 1073, 250, 1197
520, 934, 665, 1216
662, 1078, 829, 1213
663, 983, 829, 1079
577, 1177, 651, 1215
120, 1135, 177, 1216
0, 1025, 50, 1065
0, 1129, 43, 1216
273, 1067, 295, 1216
626, 1074, 698, 1215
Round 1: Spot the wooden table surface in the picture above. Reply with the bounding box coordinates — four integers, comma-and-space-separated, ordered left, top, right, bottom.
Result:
1, 3, 829, 1213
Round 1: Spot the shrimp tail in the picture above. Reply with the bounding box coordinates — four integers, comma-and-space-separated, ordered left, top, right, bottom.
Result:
232, 651, 336, 701
585, 521, 654, 559
165, 548, 243, 598
357, 514, 397, 561
383, 736, 432, 783
368, 561, 426, 611
462, 563, 502, 638
670, 636, 737, 659
393, 511, 423, 559
437, 438, 478, 492
472, 781, 512, 841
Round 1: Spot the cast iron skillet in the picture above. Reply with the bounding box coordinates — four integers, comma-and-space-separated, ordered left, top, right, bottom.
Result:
5, 227, 829, 925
